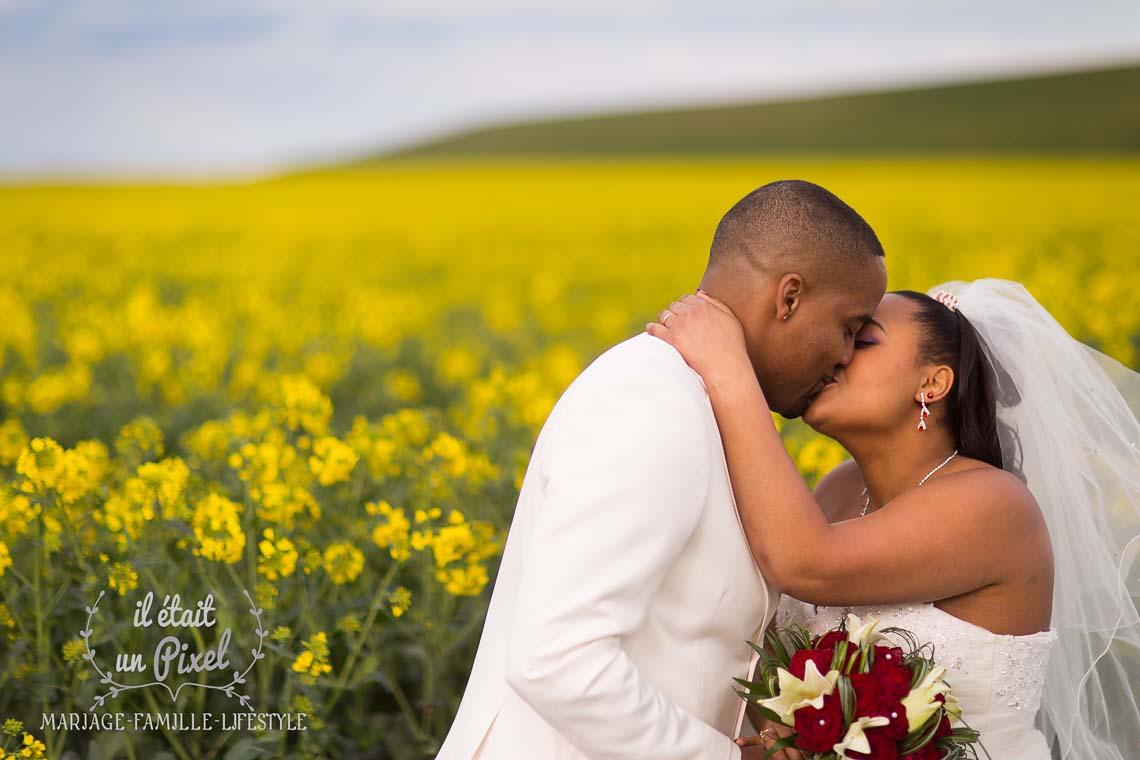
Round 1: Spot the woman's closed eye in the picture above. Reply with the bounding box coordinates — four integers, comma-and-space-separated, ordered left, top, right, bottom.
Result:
854, 327, 879, 349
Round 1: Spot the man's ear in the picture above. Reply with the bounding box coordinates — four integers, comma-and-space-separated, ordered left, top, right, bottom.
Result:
776, 273, 804, 321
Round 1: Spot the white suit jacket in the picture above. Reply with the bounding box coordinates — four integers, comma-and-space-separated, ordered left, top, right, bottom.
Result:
436, 331, 777, 760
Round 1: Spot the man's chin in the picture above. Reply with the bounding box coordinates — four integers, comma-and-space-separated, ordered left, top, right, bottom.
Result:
778, 394, 813, 420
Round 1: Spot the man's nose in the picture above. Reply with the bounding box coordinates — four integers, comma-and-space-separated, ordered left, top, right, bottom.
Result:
838, 336, 855, 367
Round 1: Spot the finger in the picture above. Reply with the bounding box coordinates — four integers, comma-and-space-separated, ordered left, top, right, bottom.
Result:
657, 308, 675, 325
735, 735, 764, 747
694, 290, 734, 315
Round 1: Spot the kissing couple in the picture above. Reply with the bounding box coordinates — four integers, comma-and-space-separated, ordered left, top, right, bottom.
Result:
437, 180, 1140, 760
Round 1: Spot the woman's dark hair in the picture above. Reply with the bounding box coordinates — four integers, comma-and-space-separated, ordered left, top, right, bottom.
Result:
892, 290, 1005, 470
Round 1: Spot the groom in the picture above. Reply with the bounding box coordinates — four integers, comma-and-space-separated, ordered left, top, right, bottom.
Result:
436, 180, 888, 760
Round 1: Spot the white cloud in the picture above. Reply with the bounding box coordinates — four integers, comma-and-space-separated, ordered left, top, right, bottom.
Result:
0, 0, 1137, 178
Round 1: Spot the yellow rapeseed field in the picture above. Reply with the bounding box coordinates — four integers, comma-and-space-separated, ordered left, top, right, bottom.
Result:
0, 157, 1137, 759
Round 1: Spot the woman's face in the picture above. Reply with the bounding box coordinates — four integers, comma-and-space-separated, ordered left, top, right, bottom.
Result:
802, 293, 929, 440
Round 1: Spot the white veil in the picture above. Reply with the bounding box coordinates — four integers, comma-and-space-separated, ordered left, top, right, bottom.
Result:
930, 278, 1140, 759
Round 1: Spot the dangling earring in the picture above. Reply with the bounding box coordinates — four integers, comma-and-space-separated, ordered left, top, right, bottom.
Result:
918, 391, 932, 431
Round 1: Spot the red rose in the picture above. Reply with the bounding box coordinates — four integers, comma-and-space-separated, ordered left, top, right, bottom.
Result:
793, 692, 845, 753
789, 648, 834, 679
900, 745, 940, 760
815, 630, 860, 672
850, 673, 882, 717
874, 645, 905, 669
871, 658, 912, 702
816, 630, 848, 651
935, 710, 953, 738
848, 727, 899, 760
873, 700, 909, 741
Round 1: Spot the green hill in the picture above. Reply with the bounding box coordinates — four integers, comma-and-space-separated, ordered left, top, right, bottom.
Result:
377, 63, 1140, 158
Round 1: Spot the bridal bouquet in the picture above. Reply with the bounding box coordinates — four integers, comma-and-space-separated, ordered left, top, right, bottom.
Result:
735, 614, 981, 760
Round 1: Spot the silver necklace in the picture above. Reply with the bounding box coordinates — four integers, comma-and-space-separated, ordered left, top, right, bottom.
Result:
859, 449, 959, 517
821, 450, 961, 619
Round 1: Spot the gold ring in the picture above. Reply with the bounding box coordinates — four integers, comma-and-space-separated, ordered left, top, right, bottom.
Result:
760, 728, 778, 742
662, 310, 675, 325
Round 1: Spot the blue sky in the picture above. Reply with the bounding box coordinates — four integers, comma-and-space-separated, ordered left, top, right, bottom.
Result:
1, 0, 1138, 179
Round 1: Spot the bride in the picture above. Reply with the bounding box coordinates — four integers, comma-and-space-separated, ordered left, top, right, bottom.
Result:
647, 279, 1140, 759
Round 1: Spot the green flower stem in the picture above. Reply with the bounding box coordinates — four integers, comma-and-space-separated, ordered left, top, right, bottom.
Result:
135, 560, 208, 758
276, 677, 294, 757
383, 663, 430, 744
141, 687, 193, 760
32, 506, 55, 759
441, 607, 485, 658
323, 560, 399, 716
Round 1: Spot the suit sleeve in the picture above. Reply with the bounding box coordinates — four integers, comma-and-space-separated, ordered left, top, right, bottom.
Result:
504, 367, 743, 760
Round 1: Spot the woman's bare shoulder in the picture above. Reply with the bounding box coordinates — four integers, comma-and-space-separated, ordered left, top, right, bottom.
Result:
813, 459, 865, 523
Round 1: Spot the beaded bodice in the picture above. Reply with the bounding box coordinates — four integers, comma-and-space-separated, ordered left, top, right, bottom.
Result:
775, 598, 1058, 760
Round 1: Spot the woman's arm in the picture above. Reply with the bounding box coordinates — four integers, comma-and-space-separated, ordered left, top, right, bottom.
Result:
647, 293, 1041, 607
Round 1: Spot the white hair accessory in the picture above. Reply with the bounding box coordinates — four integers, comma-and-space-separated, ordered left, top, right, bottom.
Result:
932, 290, 959, 311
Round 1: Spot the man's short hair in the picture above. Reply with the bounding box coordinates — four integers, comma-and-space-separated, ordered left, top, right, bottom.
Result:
708, 179, 884, 282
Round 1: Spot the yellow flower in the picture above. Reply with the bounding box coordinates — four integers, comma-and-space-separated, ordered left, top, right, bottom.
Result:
322, 542, 364, 585
0, 541, 11, 578
268, 374, 332, 436
258, 529, 298, 581
107, 562, 139, 595
0, 604, 15, 640
115, 416, 164, 461
0, 488, 36, 543
16, 437, 65, 495
308, 436, 359, 486
432, 522, 475, 568
23, 731, 48, 757
190, 492, 246, 564
254, 482, 320, 530
383, 368, 422, 403
337, 614, 362, 634
389, 586, 412, 618
135, 457, 191, 520
371, 502, 411, 561
98, 481, 154, 549
292, 631, 333, 685
434, 563, 489, 596
0, 419, 29, 467
54, 440, 109, 504
62, 638, 86, 664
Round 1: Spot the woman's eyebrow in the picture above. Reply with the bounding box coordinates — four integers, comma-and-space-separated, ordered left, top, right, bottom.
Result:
859, 316, 886, 333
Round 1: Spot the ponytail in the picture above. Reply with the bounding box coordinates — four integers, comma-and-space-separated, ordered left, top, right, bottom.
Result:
893, 290, 1004, 469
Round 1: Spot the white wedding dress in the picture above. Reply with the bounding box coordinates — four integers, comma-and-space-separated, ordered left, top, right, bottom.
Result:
775, 597, 1058, 760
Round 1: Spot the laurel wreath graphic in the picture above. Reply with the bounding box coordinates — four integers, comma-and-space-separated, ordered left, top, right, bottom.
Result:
81, 588, 266, 713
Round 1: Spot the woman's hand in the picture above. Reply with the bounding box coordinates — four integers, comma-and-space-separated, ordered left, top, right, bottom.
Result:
646, 291, 754, 395
736, 718, 801, 760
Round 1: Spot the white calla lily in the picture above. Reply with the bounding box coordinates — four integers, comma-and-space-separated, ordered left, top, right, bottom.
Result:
944, 690, 963, 725
833, 715, 891, 758
756, 659, 840, 726
901, 665, 952, 732
845, 612, 889, 648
